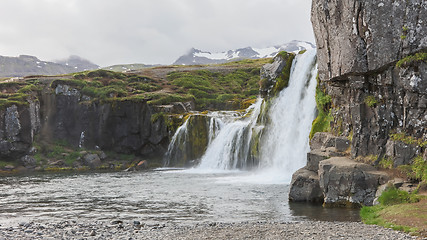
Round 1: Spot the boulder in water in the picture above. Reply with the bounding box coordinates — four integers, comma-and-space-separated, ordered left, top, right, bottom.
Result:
83, 153, 102, 169
319, 157, 390, 207
289, 168, 323, 203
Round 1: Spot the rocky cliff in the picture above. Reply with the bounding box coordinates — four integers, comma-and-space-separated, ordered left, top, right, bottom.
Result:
312, 0, 426, 159
289, 0, 426, 206
0, 82, 170, 163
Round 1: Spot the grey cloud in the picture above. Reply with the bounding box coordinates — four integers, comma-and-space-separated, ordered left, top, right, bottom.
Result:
0, 0, 314, 67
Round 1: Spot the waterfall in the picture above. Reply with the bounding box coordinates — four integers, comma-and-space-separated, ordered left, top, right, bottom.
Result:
257, 50, 317, 183
197, 99, 263, 170
164, 49, 318, 182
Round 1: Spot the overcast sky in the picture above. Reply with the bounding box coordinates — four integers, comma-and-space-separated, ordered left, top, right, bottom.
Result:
0, 0, 314, 67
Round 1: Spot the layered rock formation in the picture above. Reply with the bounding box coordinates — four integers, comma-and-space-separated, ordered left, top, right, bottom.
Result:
312, 0, 426, 159
0, 82, 170, 162
290, 0, 426, 206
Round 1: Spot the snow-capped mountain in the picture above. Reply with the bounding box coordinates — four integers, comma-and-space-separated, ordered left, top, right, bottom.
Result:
173, 40, 315, 65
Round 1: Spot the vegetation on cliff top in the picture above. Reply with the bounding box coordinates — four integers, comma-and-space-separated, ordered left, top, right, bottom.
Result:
50, 62, 262, 110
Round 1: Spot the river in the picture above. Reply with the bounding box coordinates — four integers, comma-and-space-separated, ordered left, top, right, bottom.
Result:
0, 169, 360, 227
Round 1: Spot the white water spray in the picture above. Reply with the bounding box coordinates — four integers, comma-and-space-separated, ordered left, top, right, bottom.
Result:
257, 50, 318, 183
197, 99, 263, 170
165, 50, 318, 183
195, 50, 317, 182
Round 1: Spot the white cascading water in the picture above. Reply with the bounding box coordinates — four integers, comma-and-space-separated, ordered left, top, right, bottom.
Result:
195, 49, 318, 182
256, 49, 318, 183
197, 99, 263, 170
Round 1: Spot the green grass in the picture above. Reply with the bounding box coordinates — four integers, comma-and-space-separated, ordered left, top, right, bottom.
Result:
360, 205, 418, 233
166, 68, 260, 110
360, 187, 423, 235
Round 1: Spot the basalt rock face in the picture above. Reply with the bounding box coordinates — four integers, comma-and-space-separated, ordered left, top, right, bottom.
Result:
311, 0, 427, 158
39, 84, 169, 158
0, 84, 170, 161
0, 103, 40, 160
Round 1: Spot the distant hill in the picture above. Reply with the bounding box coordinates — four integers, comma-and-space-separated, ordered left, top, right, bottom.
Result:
54, 55, 99, 72
173, 40, 315, 65
0, 55, 99, 77
102, 63, 158, 72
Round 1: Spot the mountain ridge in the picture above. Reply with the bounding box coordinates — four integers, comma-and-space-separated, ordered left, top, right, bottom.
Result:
0, 55, 99, 78
173, 40, 315, 65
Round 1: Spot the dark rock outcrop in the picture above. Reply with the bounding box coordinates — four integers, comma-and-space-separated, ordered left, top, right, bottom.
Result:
289, 168, 323, 203
319, 157, 389, 207
260, 52, 295, 98
290, 133, 389, 206
0, 103, 40, 160
40, 84, 170, 158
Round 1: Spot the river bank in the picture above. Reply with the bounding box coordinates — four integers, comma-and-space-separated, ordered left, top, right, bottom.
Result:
0, 220, 418, 240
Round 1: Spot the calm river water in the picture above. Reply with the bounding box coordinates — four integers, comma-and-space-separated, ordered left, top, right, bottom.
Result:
0, 170, 360, 227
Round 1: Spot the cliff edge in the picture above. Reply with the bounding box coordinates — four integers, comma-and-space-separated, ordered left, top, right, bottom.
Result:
290, 0, 426, 206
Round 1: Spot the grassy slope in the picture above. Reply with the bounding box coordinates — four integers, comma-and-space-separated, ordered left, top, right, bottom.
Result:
0, 58, 270, 111
360, 187, 427, 237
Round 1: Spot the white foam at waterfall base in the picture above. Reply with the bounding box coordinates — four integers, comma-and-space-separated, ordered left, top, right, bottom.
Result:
193, 49, 318, 184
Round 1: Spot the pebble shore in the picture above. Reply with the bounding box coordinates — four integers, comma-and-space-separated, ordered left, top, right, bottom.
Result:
0, 220, 421, 240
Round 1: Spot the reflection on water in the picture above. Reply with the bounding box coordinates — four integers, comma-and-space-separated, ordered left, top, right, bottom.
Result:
289, 202, 361, 222
0, 170, 360, 227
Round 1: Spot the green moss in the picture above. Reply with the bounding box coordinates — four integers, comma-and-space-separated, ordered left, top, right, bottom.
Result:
396, 52, 427, 68
379, 157, 394, 169
364, 95, 378, 107
309, 87, 332, 139
389, 133, 427, 147
151, 112, 165, 123
271, 51, 295, 96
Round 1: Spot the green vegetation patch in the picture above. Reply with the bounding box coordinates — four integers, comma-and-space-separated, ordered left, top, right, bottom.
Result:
309, 83, 332, 139
166, 68, 260, 110
398, 156, 427, 183
364, 95, 378, 108
271, 51, 295, 96
396, 52, 427, 68
389, 133, 427, 148
360, 187, 425, 236
0, 80, 42, 109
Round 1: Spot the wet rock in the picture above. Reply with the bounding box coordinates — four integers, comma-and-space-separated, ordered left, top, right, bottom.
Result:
319, 157, 390, 207
50, 160, 65, 167
289, 168, 323, 203
3, 165, 15, 171
99, 151, 107, 160
260, 52, 293, 98
82, 154, 101, 169
19, 155, 37, 168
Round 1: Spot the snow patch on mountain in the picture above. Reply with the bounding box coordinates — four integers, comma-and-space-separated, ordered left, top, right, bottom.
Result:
173, 40, 315, 65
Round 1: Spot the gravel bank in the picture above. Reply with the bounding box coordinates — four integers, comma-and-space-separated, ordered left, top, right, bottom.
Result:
0, 220, 420, 240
